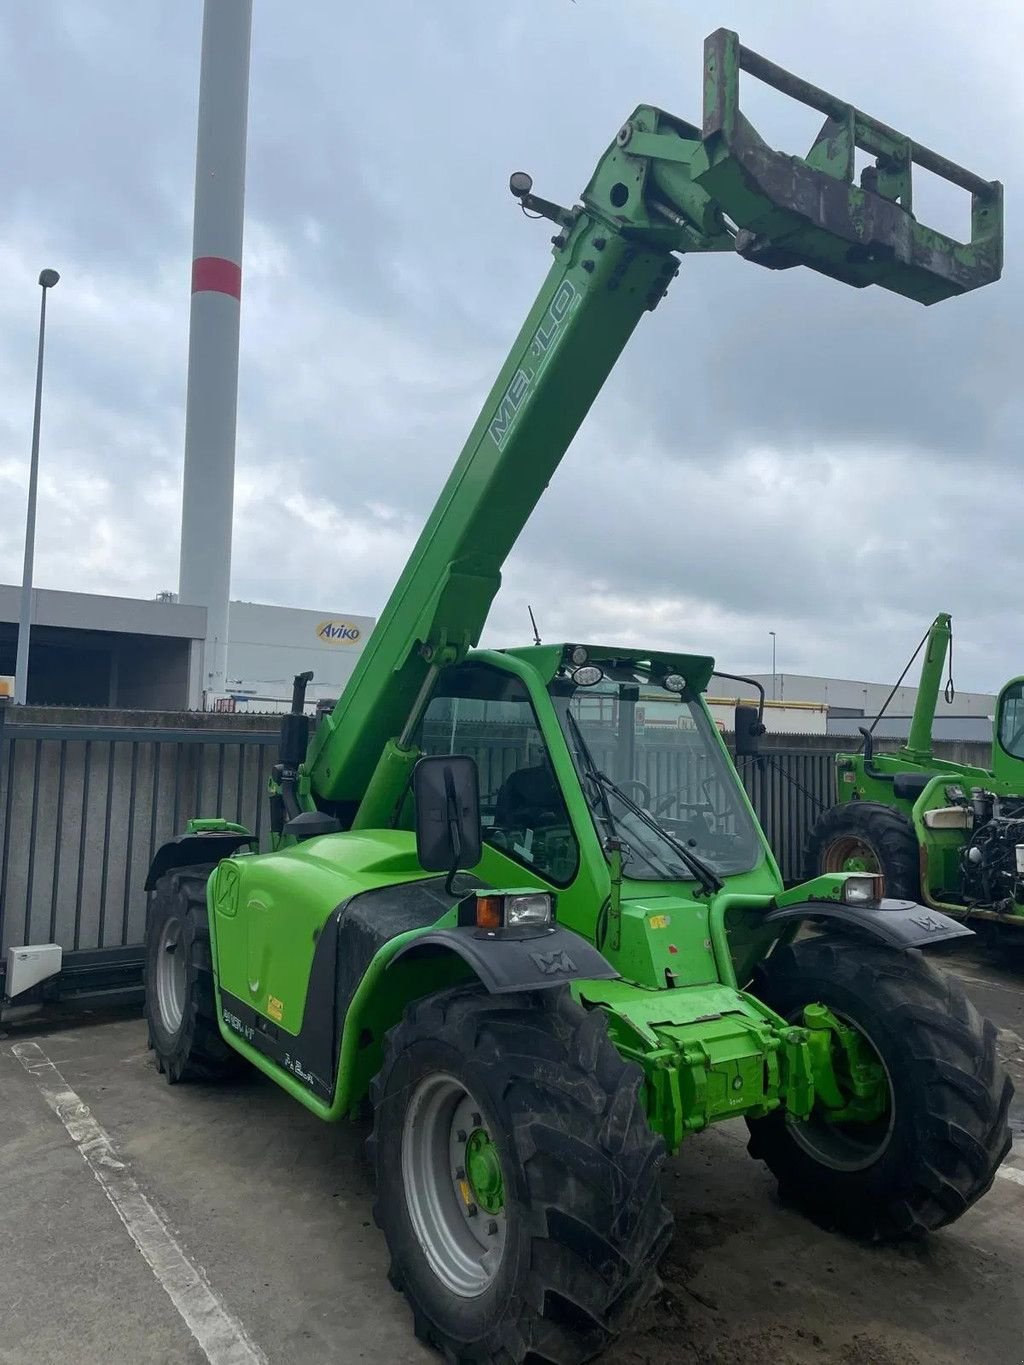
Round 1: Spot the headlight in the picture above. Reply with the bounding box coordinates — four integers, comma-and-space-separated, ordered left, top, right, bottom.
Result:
842, 873, 884, 905
570, 645, 589, 666
505, 893, 553, 926
458, 889, 556, 929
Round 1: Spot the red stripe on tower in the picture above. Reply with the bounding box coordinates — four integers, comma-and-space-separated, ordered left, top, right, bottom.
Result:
191, 256, 242, 299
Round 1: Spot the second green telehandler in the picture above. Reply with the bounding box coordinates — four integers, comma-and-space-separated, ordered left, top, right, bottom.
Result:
144, 31, 1010, 1365
808, 611, 1024, 928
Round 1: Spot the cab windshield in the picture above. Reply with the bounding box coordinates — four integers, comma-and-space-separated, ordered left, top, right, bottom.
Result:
551, 662, 764, 882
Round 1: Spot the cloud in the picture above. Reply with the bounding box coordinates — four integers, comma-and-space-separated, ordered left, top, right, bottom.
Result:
0, 0, 1020, 703
485, 435, 1010, 690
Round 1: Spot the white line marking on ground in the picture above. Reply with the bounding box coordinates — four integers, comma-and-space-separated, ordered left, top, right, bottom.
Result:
11, 1040, 266, 1365
995, 1164, 1024, 1188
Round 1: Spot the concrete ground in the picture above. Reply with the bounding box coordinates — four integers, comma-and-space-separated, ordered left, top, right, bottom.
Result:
2, 939, 1023, 1365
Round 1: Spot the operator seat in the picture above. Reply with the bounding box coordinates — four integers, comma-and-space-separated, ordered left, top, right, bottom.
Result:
494, 761, 563, 829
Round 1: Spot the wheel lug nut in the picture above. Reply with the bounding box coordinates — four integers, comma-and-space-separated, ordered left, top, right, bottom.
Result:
487, 1220, 498, 1235
471, 1112, 482, 1126
456, 1129, 467, 1143
467, 1203, 478, 1217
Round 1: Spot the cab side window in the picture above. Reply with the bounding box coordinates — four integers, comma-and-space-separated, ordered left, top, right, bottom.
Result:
420, 664, 579, 886
998, 683, 1024, 758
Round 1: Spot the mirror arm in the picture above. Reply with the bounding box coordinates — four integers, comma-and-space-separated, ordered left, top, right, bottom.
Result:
713, 670, 766, 728
858, 725, 894, 782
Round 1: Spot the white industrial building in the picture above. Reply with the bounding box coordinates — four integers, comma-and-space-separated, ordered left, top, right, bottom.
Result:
0, 583, 373, 712
735, 672, 997, 743
222, 600, 374, 711
709, 696, 829, 735
743, 672, 995, 717
2, 588, 997, 738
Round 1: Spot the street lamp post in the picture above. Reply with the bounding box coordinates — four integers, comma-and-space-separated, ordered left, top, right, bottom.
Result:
769, 630, 777, 701
14, 268, 60, 706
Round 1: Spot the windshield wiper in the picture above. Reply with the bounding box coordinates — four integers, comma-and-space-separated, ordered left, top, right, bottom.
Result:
593, 770, 723, 897
564, 709, 722, 893
565, 710, 620, 838
564, 708, 722, 894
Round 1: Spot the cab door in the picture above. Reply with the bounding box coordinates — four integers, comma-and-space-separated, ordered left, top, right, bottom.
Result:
417, 657, 607, 938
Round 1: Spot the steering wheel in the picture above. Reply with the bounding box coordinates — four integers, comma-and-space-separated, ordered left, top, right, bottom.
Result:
652, 791, 714, 819
506, 806, 563, 830
617, 781, 651, 809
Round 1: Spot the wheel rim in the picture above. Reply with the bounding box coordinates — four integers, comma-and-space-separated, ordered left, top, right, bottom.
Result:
402, 1074, 508, 1298
788, 1007, 895, 1172
155, 915, 187, 1034
822, 834, 880, 875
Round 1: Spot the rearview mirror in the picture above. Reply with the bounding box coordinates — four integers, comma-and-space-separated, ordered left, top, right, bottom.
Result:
734, 705, 766, 757
413, 755, 483, 880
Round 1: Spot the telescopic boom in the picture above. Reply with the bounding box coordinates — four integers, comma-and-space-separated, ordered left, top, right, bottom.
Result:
295, 30, 1001, 831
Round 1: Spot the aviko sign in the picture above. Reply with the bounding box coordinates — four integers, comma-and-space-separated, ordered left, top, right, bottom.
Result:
316, 620, 362, 645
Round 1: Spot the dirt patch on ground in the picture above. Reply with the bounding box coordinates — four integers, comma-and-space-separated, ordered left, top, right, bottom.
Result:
603, 1112, 1020, 1365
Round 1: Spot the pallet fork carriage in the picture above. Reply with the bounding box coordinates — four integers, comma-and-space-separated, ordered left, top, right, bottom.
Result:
145, 31, 1010, 1365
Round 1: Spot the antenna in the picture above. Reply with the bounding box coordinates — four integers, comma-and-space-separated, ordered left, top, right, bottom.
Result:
527, 604, 542, 646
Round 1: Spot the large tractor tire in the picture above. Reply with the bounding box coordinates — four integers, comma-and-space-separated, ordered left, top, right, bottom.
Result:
145, 865, 242, 1084
369, 985, 671, 1364
747, 938, 1012, 1240
804, 800, 920, 898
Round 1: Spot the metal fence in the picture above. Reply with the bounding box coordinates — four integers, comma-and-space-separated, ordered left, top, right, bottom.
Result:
0, 715, 277, 969
0, 709, 838, 998
738, 749, 834, 881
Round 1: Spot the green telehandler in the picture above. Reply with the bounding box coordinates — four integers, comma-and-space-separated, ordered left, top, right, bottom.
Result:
808, 611, 1024, 928
144, 32, 1010, 1364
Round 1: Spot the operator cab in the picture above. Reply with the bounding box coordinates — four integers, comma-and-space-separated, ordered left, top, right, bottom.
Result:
417, 644, 765, 892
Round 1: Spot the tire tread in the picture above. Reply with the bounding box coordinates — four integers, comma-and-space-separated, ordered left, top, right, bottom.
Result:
747, 939, 1012, 1239
370, 986, 669, 1364
145, 865, 241, 1084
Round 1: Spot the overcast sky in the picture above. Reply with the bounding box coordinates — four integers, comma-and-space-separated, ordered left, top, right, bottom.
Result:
0, 1, 1020, 694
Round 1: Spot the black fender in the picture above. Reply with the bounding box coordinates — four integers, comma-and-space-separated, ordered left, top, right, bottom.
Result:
763, 898, 973, 950
389, 923, 619, 994
144, 833, 256, 891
